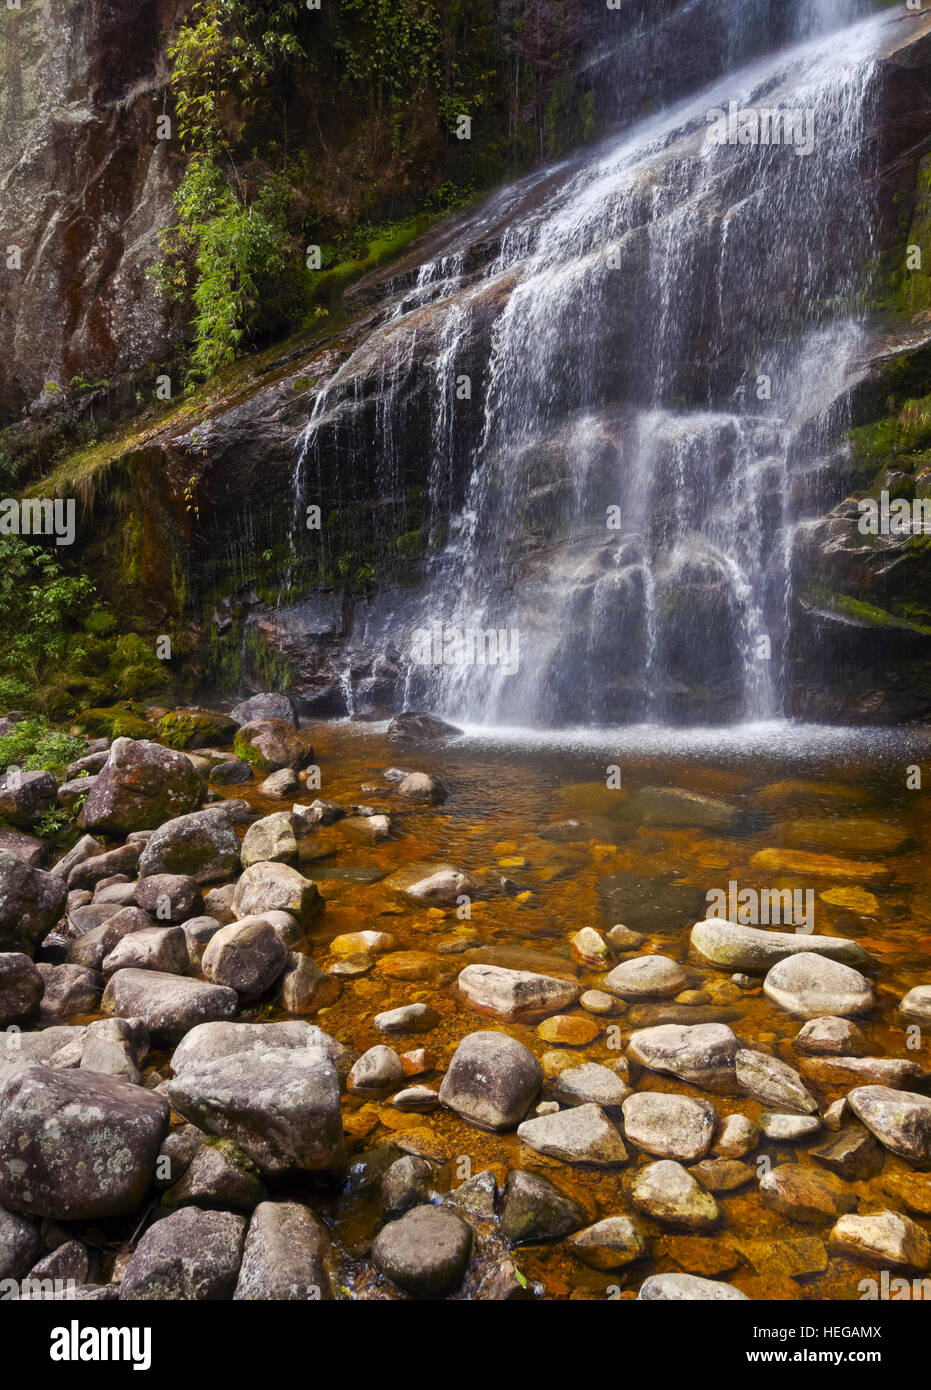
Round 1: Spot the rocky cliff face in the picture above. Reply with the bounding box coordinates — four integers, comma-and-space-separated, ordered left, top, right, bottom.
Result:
8, 1, 931, 728
0, 0, 188, 421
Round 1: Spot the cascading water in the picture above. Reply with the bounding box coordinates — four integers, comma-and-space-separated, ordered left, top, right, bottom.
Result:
286, 0, 904, 729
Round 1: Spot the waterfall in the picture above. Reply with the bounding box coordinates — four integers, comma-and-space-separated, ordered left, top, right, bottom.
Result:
286, 0, 899, 728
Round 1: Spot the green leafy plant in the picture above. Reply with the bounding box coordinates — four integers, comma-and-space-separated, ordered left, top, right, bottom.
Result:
0, 718, 86, 777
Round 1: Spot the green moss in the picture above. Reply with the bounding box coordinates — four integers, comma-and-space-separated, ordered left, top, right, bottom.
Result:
156, 709, 237, 749
73, 706, 155, 739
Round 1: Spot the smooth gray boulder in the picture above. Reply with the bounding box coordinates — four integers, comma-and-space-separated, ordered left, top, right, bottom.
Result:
165, 1046, 344, 1175
439, 1031, 542, 1131
763, 953, 874, 1018
102, 969, 238, 1043
372, 1205, 471, 1297
638, 1273, 748, 1300
456, 964, 579, 1021
80, 738, 203, 835
137, 808, 241, 884
691, 918, 870, 972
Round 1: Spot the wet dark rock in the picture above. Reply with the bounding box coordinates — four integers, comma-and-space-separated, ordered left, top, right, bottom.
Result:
119, 1207, 247, 1300
233, 720, 314, 773
0, 1066, 169, 1218
386, 712, 463, 744
500, 1169, 585, 1245
209, 759, 254, 786
381, 1155, 434, 1215
598, 873, 706, 935
372, 1204, 472, 1297
759, 1165, 858, 1226
66, 843, 142, 892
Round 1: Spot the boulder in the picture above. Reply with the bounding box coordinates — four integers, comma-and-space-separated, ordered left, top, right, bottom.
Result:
65, 906, 154, 971
517, 1103, 628, 1166
847, 1087, 931, 1167
712, 1114, 759, 1159
137, 809, 241, 884
899, 985, 931, 1027
0, 850, 67, 953
0, 1206, 40, 1279
0, 1066, 168, 1218
690, 918, 870, 972
161, 1139, 267, 1213
456, 964, 579, 1021
119, 1207, 247, 1300
382, 1155, 434, 1216
0, 828, 44, 867
240, 812, 301, 868
0, 952, 43, 1025
0, 1025, 88, 1079
36, 963, 101, 1022
798, 1056, 923, 1089
230, 693, 297, 727
374, 1003, 440, 1035
397, 771, 447, 803
638, 1273, 747, 1300
0, 769, 56, 828
631, 1160, 720, 1230
102, 926, 190, 977
234, 1200, 334, 1300
500, 1169, 584, 1245
552, 1063, 630, 1112
134, 874, 204, 923
372, 1205, 471, 1297
169, 1020, 352, 1081
277, 953, 339, 1014
66, 842, 141, 891
763, 953, 874, 1019
80, 1017, 149, 1085
348, 1045, 403, 1094
793, 1016, 868, 1056
260, 769, 301, 797
166, 1046, 344, 1174
621, 1092, 717, 1161
626, 1022, 738, 1090
231, 861, 322, 928
233, 719, 314, 772
735, 1049, 819, 1114
201, 918, 288, 1000
386, 712, 462, 744
603, 955, 688, 1000
51, 834, 103, 882
208, 759, 254, 786
156, 709, 238, 749
102, 969, 238, 1044
182, 915, 223, 969
80, 738, 203, 834
439, 1032, 541, 1131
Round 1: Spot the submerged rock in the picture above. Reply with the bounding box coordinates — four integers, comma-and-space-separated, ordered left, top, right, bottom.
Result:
631, 1160, 720, 1230
622, 1092, 717, 1161
626, 1022, 738, 1090
759, 1165, 857, 1226
735, 1049, 819, 1114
